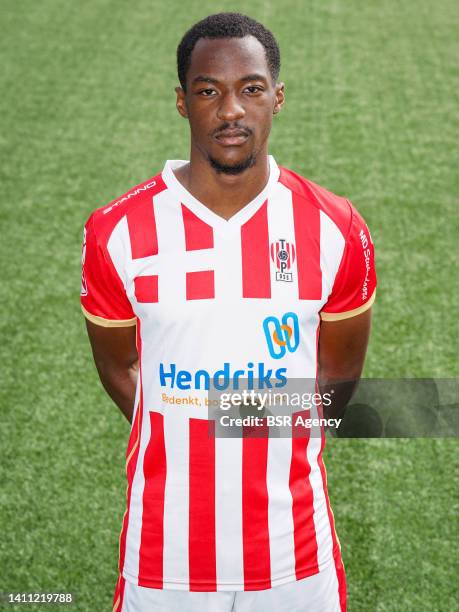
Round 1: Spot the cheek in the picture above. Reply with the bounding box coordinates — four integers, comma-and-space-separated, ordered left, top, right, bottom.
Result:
186, 103, 208, 127
188, 115, 209, 138
253, 109, 274, 139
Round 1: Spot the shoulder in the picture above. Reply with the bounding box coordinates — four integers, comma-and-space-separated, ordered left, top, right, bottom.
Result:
278, 165, 362, 240
85, 171, 167, 246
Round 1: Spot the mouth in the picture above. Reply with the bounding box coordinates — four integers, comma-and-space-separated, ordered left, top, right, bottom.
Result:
214, 129, 250, 147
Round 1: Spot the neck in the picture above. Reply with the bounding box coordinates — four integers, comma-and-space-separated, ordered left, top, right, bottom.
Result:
173, 143, 270, 221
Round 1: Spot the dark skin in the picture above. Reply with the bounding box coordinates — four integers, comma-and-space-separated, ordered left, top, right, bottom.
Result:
86, 321, 138, 422
85, 35, 372, 423
174, 36, 285, 220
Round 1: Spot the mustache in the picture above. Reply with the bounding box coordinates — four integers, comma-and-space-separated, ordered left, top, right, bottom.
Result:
211, 123, 253, 137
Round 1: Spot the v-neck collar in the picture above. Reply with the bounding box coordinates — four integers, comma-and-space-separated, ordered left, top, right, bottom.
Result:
161, 155, 280, 229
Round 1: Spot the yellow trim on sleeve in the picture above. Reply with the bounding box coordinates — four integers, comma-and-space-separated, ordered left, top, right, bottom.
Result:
320, 289, 376, 322
81, 304, 137, 327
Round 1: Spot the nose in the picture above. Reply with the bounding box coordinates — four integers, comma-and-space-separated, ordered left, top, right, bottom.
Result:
216, 91, 245, 122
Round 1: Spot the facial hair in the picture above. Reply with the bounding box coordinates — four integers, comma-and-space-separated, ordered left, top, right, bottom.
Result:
207, 153, 256, 175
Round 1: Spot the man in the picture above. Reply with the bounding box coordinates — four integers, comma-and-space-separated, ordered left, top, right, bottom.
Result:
81, 12, 376, 612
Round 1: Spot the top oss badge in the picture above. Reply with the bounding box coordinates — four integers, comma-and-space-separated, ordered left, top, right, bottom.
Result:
270, 239, 296, 282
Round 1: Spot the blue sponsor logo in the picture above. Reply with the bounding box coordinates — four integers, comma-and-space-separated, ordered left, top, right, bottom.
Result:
263, 312, 300, 359
159, 362, 287, 390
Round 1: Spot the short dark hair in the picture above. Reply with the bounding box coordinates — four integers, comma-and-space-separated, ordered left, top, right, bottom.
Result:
177, 12, 281, 90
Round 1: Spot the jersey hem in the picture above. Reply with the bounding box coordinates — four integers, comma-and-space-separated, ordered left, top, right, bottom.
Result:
122, 560, 333, 592
81, 305, 137, 327
320, 289, 376, 321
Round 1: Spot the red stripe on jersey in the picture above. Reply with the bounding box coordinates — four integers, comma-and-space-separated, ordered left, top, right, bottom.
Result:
134, 275, 159, 303
182, 204, 214, 251
242, 423, 271, 589
241, 201, 271, 298
292, 192, 322, 300
335, 554, 347, 611
279, 165, 351, 237
289, 415, 319, 579
189, 419, 217, 591
112, 574, 126, 612
138, 411, 167, 587
186, 270, 215, 300
127, 196, 158, 259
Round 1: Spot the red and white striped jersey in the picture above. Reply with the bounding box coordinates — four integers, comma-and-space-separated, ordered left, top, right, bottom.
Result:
81, 156, 376, 593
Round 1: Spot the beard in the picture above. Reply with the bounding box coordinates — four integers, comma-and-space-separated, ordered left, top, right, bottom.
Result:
207, 153, 256, 175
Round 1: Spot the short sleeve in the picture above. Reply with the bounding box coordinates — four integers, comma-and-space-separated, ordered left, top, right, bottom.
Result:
80, 213, 136, 327
320, 204, 377, 321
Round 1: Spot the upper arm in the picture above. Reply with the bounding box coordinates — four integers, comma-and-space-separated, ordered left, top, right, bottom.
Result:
85, 319, 138, 373
318, 308, 372, 380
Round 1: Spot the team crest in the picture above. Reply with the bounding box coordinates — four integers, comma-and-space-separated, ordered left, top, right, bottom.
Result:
270, 239, 296, 282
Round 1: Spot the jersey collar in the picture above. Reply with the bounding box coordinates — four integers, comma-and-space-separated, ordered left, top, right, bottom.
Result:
161, 155, 280, 229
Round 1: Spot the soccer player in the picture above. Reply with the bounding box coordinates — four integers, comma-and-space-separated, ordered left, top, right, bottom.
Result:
81, 13, 376, 612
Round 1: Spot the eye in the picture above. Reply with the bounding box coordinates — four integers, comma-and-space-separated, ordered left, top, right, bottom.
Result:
198, 88, 217, 96
244, 86, 263, 94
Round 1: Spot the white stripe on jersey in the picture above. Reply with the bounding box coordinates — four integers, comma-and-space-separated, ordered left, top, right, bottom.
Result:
155, 189, 187, 304
319, 210, 346, 301
107, 216, 132, 291
215, 437, 244, 589
162, 412, 190, 586
266, 181, 297, 302
266, 437, 296, 582
213, 225, 244, 304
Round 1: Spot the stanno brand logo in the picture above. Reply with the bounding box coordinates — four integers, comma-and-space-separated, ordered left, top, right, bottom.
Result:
102, 181, 157, 215
270, 239, 296, 282
159, 362, 287, 390
263, 312, 300, 359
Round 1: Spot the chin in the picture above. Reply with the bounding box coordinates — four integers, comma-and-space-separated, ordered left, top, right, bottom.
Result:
208, 153, 256, 176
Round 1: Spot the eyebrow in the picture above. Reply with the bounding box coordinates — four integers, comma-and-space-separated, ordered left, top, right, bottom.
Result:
192, 75, 220, 85
191, 73, 268, 85
240, 74, 268, 83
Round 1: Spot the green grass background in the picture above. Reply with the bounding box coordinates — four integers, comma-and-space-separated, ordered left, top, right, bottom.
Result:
0, 0, 457, 610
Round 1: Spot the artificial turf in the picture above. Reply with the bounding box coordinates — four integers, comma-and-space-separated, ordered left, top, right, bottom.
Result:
1, 1, 457, 610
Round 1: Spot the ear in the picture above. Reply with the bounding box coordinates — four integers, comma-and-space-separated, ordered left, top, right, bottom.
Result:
175, 86, 188, 119
273, 82, 285, 115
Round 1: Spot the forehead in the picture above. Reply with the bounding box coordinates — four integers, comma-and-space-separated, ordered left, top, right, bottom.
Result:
187, 35, 271, 83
